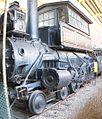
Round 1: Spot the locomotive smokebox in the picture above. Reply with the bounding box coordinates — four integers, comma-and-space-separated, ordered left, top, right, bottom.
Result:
27, 0, 38, 40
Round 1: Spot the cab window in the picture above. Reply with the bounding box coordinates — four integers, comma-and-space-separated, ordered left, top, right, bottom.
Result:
39, 10, 55, 27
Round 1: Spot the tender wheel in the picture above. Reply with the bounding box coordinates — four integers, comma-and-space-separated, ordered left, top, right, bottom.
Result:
57, 87, 69, 100
69, 82, 80, 93
28, 90, 46, 115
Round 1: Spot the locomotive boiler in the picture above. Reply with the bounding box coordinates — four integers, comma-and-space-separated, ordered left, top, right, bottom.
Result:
0, 0, 94, 115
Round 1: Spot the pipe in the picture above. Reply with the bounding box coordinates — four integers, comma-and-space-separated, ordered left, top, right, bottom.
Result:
27, 0, 38, 40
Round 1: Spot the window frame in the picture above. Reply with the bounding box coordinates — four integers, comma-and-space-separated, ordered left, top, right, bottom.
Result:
68, 6, 90, 35
38, 9, 56, 27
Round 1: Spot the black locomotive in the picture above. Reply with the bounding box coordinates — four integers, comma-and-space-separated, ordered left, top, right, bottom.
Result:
0, 0, 95, 115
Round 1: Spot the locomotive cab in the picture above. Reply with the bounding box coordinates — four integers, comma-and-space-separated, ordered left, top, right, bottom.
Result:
38, 1, 92, 52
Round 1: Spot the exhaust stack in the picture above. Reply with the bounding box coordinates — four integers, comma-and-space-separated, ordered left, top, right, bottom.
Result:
27, 0, 38, 40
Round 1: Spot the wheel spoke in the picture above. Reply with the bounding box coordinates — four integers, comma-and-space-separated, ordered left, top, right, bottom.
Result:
28, 90, 46, 115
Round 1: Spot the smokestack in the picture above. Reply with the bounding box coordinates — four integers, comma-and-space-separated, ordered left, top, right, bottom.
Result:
27, 0, 38, 40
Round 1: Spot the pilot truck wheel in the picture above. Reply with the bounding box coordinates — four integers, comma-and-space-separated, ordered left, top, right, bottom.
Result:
28, 90, 46, 115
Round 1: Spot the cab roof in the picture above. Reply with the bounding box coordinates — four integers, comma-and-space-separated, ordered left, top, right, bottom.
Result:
38, 1, 92, 24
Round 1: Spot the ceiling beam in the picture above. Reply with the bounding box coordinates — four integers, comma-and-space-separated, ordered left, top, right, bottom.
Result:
85, 0, 97, 14
79, 0, 85, 3
90, 0, 100, 13
81, 2, 94, 16
93, 0, 102, 13
85, 1, 102, 23
77, 0, 102, 26
93, 13, 102, 17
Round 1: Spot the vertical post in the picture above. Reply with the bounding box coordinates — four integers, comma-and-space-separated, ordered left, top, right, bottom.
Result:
2, 0, 11, 118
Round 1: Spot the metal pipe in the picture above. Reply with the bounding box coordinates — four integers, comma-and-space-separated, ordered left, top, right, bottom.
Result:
27, 0, 38, 40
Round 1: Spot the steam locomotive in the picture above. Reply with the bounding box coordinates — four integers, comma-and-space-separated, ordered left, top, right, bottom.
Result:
0, 0, 95, 115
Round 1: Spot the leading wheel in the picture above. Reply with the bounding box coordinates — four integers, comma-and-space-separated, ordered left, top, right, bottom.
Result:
57, 87, 69, 100
28, 90, 46, 115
